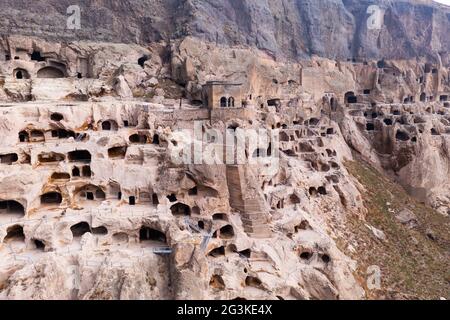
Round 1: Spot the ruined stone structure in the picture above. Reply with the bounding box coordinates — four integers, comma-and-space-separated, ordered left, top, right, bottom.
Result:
0, 0, 448, 300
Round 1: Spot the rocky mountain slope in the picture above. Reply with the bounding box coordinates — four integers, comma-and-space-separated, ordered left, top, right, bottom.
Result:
0, 0, 448, 61
0, 1, 448, 300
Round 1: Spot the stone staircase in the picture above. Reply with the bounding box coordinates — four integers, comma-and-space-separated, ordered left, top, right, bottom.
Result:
226, 165, 272, 239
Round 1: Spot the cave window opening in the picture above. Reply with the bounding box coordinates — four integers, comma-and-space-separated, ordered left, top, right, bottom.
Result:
220, 225, 235, 239
50, 113, 64, 121
34, 239, 45, 250
152, 193, 159, 205
108, 146, 127, 159
72, 166, 80, 177
92, 226, 108, 235
86, 192, 94, 201
152, 134, 160, 145
321, 254, 331, 263
267, 99, 281, 107
19, 131, 29, 142
82, 165, 91, 177
300, 251, 313, 261
129, 196, 136, 206
228, 97, 235, 107
213, 213, 228, 221
318, 186, 327, 195
68, 150, 91, 163
0, 200, 25, 216
220, 97, 227, 108
188, 187, 198, 196
139, 226, 166, 243
138, 55, 149, 68
0, 153, 18, 165
71, 222, 91, 238
4, 225, 25, 243
41, 192, 62, 205
345, 92, 357, 104
14, 68, 30, 80
31, 51, 45, 62
420, 93, 427, 102
37, 66, 65, 78
396, 131, 410, 141
366, 123, 375, 131
51, 172, 70, 181
170, 203, 191, 216
208, 246, 225, 257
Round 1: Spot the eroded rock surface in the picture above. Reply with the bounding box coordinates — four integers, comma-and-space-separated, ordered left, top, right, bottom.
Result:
0, 1, 449, 301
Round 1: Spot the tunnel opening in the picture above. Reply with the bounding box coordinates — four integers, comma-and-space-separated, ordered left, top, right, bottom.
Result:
396, 131, 410, 141
152, 194, 159, 205
0, 153, 18, 165
345, 92, 357, 104
188, 187, 198, 196
37, 66, 65, 78
108, 146, 127, 159
51, 172, 70, 181
384, 118, 393, 126
212, 213, 228, 221
14, 68, 30, 79
71, 222, 91, 238
245, 276, 263, 288
0, 200, 25, 216
4, 225, 25, 243
139, 226, 166, 243
170, 203, 191, 216
82, 165, 92, 177
101, 120, 118, 131
318, 186, 327, 195
72, 166, 80, 177
366, 123, 375, 131
129, 134, 147, 144
36, 150, 59, 163
138, 55, 149, 68
19, 131, 29, 142
208, 246, 225, 257
209, 275, 225, 290
152, 134, 160, 145
34, 239, 46, 250
219, 225, 235, 239
30, 130, 45, 142
92, 226, 108, 235
31, 51, 46, 62
267, 99, 281, 107
50, 113, 64, 121
68, 150, 91, 163
167, 194, 177, 202
300, 251, 313, 260
40, 192, 62, 205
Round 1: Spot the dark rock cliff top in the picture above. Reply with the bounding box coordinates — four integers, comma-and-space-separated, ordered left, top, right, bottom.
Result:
0, 0, 448, 61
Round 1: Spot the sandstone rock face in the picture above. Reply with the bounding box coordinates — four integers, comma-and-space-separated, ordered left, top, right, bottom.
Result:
0, 0, 448, 61
0, 1, 448, 301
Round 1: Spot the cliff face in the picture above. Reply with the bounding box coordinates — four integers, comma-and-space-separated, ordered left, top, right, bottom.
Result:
0, 0, 448, 61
